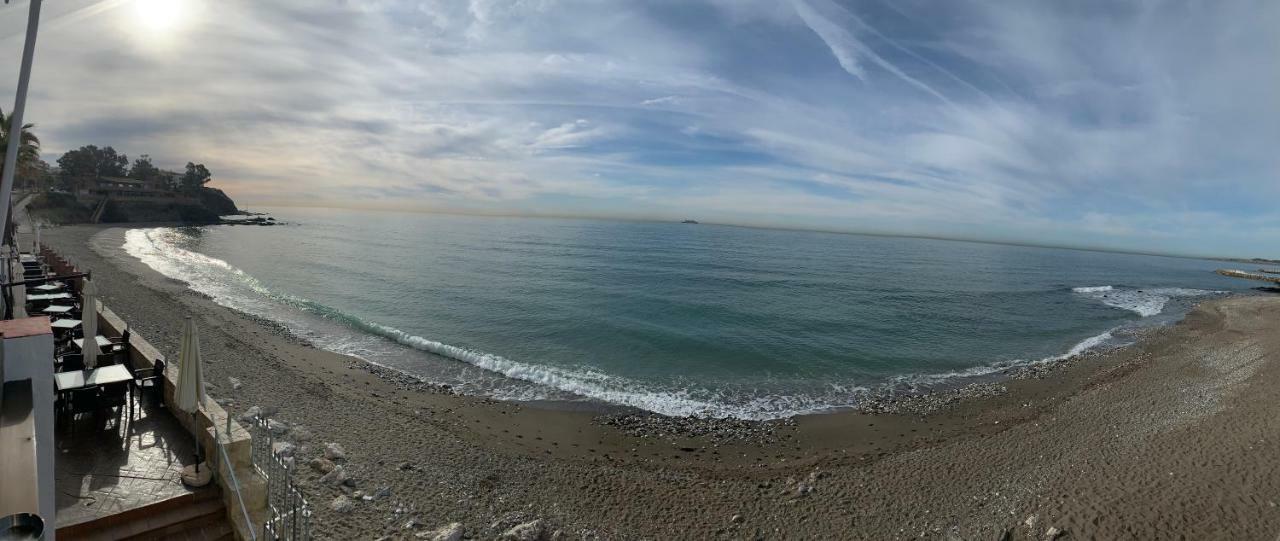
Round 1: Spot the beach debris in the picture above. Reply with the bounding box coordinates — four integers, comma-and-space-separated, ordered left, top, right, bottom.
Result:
416, 522, 463, 541
324, 442, 347, 460
398, 461, 416, 471
731, 514, 744, 524
319, 465, 349, 486
500, 520, 544, 541
310, 456, 335, 474
239, 405, 262, 422
1044, 526, 1064, 540
272, 441, 296, 458
228, 376, 242, 390
1024, 514, 1038, 529
373, 486, 392, 500
329, 495, 354, 513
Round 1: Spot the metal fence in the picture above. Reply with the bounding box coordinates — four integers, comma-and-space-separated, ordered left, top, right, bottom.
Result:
251, 417, 313, 541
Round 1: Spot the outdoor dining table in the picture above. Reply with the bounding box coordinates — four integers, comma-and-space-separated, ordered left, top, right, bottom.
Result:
28, 292, 72, 301
50, 319, 81, 330
40, 305, 74, 315
72, 336, 114, 351
29, 283, 65, 293
54, 364, 132, 392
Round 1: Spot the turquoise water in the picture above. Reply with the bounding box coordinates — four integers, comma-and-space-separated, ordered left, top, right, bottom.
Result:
122, 208, 1244, 419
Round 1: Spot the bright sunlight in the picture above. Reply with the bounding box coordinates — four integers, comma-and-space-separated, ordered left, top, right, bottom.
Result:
133, 0, 184, 32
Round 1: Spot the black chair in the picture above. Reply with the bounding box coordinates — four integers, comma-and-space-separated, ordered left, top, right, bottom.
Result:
131, 358, 165, 407
58, 353, 85, 372
107, 347, 129, 367
100, 382, 130, 421
66, 386, 100, 431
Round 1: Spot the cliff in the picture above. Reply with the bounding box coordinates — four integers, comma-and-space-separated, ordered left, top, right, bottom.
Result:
27, 187, 242, 225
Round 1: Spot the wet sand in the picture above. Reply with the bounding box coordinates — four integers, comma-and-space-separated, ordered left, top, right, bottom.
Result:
35, 224, 1280, 539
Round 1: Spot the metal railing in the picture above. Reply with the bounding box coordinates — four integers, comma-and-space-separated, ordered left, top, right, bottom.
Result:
213, 421, 257, 541
250, 417, 313, 541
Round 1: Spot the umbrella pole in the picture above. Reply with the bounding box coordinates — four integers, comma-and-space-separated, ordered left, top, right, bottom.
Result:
192, 411, 201, 473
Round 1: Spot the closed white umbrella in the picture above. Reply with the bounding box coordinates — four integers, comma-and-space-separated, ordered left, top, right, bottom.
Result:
175, 316, 205, 413
175, 315, 210, 485
80, 278, 98, 368
13, 279, 26, 319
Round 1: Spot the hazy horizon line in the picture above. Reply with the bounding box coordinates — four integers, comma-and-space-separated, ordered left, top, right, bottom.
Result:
240, 201, 1262, 263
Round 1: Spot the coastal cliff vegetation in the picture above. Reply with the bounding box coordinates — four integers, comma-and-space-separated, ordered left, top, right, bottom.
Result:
15, 139, 242, 225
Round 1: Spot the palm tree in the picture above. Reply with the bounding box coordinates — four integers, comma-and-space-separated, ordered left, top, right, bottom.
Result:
0, 106, 41, 179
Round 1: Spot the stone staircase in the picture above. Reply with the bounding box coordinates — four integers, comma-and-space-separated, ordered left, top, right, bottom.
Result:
90, 195, 110, 223
58, 486, 234, 541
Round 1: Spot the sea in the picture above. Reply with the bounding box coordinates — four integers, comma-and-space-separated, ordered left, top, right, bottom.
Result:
120, 207, 1247, 420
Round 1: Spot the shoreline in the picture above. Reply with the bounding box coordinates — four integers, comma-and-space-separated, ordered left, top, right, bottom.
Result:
93, 224, 1207, 422
31, 223, 1280, 539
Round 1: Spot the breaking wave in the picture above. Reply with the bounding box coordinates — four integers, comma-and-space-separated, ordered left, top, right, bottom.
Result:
1072, 285, 1222, 317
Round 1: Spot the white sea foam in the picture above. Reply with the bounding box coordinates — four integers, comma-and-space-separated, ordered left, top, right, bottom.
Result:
1072, 285, 1221, 317
894, 329, 1117, 389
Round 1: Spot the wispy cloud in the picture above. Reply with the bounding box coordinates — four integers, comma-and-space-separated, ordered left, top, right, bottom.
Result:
0, 0, 1277, 257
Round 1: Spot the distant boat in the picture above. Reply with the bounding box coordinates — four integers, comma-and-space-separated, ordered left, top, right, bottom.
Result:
681, 219, 699, 224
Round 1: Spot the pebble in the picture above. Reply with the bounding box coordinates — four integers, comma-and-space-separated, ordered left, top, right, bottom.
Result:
858, 383, 1008, 415
500, 520, 544, 541
324, 442, 346, 460
417, 522, 463, 541
272, 441, 296, 458
330, 495, 354, 513
599, 413, 796, 445
310, 456, 335, 474
268, 419, 290, 437
290, 426, 313, 442
319, 465, 348, 486
238, 406, 262, 423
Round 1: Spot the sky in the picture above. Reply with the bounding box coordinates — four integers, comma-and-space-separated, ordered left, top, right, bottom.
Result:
1, 0, 1278, 258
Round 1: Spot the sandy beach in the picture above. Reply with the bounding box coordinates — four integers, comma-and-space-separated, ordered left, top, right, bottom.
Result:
35, 224, 1280, 540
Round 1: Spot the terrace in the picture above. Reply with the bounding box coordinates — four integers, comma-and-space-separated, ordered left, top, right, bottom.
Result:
0, 244, 306, 540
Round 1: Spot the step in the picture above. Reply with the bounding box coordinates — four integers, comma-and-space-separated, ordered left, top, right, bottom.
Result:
127, 498, 226, 540
66, 496, 227, 541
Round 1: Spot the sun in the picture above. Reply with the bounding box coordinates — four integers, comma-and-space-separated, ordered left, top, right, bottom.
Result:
134, 0, 184, 32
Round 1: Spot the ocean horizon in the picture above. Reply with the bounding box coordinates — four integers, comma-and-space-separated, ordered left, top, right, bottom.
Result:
119, 207, 1245, 419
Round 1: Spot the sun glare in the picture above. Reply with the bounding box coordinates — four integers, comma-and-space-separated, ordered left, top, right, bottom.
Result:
134, 0, 184, 32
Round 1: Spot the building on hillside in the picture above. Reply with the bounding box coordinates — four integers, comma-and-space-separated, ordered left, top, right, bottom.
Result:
76, 176, 197, 205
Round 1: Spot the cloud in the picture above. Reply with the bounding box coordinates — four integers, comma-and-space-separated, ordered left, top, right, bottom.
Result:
0, 0, 1277, 257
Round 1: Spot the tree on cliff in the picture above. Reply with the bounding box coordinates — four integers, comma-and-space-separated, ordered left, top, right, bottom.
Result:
0, 106, 41, 182
57, 145, 128, 189
180, 162, 211, 193
129, 154, 161, 183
